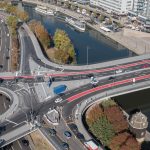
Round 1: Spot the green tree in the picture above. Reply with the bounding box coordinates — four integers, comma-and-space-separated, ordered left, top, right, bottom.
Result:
5, 5, 17, 15
98, 15, 105, 22
54, 29, 75, 63
101, 99, 117, 109
90, 115, 115, 146
7, 16, 17, 28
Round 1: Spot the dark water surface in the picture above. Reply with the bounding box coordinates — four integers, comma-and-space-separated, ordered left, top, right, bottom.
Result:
114, 88, 150, 131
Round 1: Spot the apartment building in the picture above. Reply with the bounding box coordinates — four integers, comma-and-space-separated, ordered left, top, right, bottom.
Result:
90, 0, 133, 15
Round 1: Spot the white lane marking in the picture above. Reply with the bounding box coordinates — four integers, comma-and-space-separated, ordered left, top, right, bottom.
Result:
17, 140, 23, 150
40, 83, 47, 97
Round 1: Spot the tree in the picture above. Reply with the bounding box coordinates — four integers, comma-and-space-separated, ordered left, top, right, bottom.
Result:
17, 10, 29, 22
86, 105, 103, 125
110, 132, 140, 150
54, 29, 75, 64
90, 115, 115, 146
28, 20, 50, 49
101, 99, 117, 109
5, 5, 17, 15
104, 106, 128, 133
98, 15, 105, 22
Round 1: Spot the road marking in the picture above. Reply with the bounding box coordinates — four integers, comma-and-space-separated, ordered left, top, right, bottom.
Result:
40, 83, 47, 97
17, 140, 23, 149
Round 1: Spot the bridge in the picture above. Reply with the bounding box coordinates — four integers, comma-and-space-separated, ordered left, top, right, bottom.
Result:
0, 6, 150, 150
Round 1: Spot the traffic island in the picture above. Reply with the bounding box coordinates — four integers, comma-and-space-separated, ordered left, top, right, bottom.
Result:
43, 109, 60, 126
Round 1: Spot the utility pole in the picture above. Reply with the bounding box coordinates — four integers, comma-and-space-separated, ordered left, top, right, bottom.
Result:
87, 46, 89, 66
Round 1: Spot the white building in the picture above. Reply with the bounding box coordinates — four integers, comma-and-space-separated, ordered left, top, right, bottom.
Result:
132, 0, 150, 17
90, 0, 133, 15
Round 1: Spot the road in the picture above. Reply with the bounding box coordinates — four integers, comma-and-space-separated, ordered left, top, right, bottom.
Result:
0, 17, 10, 72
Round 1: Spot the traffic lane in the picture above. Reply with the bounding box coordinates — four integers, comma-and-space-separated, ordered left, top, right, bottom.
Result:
40, 127, 64, 150
54, 118, 85, 150
19, 28, 31, 74
62, 73, 150, 120
46, 59, 150, 78
0, 20, 9, 71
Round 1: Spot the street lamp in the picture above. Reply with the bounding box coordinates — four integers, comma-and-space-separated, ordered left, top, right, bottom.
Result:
87, 46, 91, 66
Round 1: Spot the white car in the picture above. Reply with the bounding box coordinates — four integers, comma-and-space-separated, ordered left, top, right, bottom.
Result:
7, 33, 9, 37
116, 69, 123, 74
55, 97, 63, 103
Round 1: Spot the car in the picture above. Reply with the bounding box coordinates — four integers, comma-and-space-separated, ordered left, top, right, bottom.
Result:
87, 73, 94, 78
91, 77, 99, 85
37, 58, 41, 61
5, 56, 10, 59
108, 76, 116, 80
55, 97, 63, 103
61, 142, 69, 150
7, 33, 9, 37
7, 48, 9, 51
0, 139, 5, 146
64, 131, 72, 138
21, 139, 29, 146
76, 132, 85, 142
49, 128, 56, 136
0, 65, 3, 68
69, 124, 78, 133
115, 69, 123, 74
142, 64, 149, 68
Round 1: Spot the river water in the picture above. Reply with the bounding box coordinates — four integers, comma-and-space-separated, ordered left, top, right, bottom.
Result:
22, 3, 135, 65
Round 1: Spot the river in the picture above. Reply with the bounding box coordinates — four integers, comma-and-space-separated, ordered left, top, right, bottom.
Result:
22, 3, 135, 65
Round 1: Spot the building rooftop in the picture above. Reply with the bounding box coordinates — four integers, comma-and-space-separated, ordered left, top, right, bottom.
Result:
130, 112, 148, 129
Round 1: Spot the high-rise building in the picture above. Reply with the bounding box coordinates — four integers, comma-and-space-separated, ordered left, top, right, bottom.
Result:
90, 0, 133, 15
132, 0, 148, 15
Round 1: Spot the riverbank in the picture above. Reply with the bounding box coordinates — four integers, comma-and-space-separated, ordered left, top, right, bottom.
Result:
22, 0, 150, 55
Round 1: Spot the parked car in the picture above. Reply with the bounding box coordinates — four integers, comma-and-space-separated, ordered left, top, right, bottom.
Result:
5, 56, 10, 59
61, 142, 69, 150
64, 131, 72, 139
49, 128, 56, 136
22, 139, 29, 146
0, 139, 5, 146
76, 132, 85, 142
69, 123, 78, 134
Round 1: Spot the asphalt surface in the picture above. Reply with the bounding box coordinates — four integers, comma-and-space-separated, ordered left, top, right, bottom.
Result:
0, 18, 10, 72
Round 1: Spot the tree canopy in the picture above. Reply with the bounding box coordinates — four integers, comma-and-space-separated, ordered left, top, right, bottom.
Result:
89, 115, 115, 146
54, 29, 75, 64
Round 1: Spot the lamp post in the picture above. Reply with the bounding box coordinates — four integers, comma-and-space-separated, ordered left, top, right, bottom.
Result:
87, 46, 90, 66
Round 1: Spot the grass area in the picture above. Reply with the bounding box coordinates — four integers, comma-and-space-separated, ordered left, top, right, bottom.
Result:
30, 130, 55, 150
